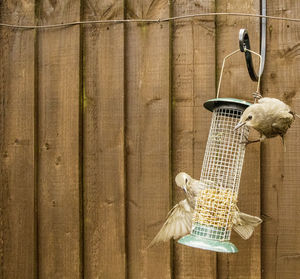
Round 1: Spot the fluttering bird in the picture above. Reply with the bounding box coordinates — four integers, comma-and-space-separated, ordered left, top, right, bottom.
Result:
148, 172, 262, 247
234, 97, 297, 144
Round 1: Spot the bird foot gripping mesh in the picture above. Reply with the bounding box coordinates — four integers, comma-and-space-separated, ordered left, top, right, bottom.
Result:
178, 98, 250, 253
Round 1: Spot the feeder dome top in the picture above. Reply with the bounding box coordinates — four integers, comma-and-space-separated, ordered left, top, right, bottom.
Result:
203, 98, 252, 112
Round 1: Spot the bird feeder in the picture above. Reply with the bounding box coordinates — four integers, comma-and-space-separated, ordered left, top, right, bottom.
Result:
178, 98, 250, 253
178, 30, 262, 253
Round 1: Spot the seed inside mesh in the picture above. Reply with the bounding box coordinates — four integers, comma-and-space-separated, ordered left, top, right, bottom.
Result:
194, 188, 238, 230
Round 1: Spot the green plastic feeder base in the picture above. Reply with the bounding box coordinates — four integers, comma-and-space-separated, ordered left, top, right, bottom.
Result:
178, 234, 238, 253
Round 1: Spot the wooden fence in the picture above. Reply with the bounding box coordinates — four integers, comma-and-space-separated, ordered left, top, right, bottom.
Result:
0, 0, 300, 278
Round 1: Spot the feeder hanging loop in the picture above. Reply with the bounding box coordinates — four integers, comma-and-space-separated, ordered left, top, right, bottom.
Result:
216, 46, 262, 99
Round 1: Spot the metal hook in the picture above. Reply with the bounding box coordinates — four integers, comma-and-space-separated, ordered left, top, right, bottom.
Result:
239, 29, 258, 81
239, 0, 267, 81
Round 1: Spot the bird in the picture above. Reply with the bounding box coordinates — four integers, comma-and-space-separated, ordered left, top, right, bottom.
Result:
148, 172, 262, 247
234, 97, 298, 144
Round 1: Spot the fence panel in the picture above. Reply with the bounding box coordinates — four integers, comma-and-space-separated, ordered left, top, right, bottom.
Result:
37, 0, 81, 277
261, 1, 300, 278
82, 0, 126, 278
0, 1, 36, 278
125, 0, 172, 278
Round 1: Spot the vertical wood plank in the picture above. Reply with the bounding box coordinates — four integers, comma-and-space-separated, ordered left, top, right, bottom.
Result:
0, 1, 36, 278
37, 1, 81, 278
172, 1, 217, 278
261, 2, 300, 278
216, 1, 261, 278
125, 1, 171, 278
83, 1, 126, 278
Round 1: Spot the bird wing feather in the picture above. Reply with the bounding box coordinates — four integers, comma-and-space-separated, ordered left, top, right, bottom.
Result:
233, 212, 262, 240
233, 224, 255, 240
271, 111, 294, 136
147, 199, 193, 248
238, 212, 262, 225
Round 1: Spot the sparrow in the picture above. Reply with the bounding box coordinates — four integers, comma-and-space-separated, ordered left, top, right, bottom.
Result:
234, 97, 297, 144
148, 172, 262, 247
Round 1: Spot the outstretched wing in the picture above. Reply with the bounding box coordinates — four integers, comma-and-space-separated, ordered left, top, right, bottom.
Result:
233, 224, 256, 240
148, 199, 193, 248
233, 212, 262, 240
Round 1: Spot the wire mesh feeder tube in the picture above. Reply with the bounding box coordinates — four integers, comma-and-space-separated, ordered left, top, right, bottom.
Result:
178, 98, 251, 253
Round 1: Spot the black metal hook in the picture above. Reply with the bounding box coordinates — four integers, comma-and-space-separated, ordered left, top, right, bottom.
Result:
239, 29, 259, 82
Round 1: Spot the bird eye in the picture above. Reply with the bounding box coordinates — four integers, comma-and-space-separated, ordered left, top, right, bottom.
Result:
185, 178, 188, 184
247, 115, 252, 120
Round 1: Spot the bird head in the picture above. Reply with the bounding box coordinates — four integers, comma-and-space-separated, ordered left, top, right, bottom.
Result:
175, 172, 191, 193
234, 106, 256, 130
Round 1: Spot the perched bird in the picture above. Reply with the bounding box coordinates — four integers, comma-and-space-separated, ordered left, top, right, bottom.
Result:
148, 172, 262, 247
234, 97, 297, 144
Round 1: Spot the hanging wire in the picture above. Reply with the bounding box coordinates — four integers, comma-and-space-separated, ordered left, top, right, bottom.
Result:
244, 48, 262, 100
216, 49, 241, 99
0, 12, 299, 29
216, 48, 262, 100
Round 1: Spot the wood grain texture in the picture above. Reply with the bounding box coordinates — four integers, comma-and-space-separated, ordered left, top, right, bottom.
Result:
0, 1, 36, 278
172, 1, 217, 278
261, 2, 300, 278
125, 0, 171, 278
37, 1, 81, 278
83, 0, 126, 278
216, 1, 261, 278
1, 2, 300, 278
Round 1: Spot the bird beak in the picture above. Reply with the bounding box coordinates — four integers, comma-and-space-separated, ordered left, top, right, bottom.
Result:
234, 121, 246, 131
183, 185, 187, 194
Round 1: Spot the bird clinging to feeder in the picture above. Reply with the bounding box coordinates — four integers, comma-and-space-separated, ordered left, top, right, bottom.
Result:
234, 97, 298, 144
148, 172, 262, 248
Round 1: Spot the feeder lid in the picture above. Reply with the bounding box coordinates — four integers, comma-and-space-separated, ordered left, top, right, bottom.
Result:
203, 98, 252, 112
